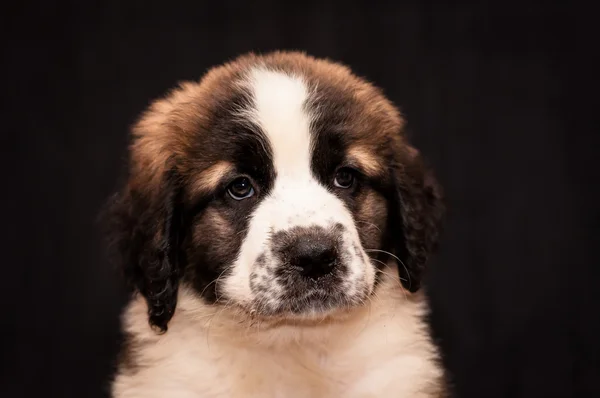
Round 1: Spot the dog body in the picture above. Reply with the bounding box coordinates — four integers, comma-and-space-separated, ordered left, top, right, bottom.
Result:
114, 273, 442, 398
108, 52, 446, 397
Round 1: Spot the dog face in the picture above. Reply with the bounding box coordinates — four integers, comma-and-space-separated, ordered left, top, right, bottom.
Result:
106, 52, 444, 331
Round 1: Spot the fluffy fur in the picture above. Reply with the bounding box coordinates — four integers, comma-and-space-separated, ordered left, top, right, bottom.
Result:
106, 51, 446, 397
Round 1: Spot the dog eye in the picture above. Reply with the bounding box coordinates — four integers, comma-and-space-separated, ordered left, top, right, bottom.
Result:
227, 177, 255, 200
334, 168, 355, 189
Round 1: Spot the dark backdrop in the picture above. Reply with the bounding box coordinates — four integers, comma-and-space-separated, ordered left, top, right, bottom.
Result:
3, 2, 598, 397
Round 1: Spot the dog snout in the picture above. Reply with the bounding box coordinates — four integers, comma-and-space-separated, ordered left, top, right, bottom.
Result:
291, 239, 337, 279
277, 228, 339, 279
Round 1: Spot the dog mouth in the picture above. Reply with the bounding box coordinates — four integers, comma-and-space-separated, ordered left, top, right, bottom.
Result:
248, 277, 371, 319
279, 289, 345, 314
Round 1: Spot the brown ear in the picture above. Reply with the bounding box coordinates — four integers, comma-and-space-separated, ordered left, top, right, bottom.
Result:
105, 166, 184, 332
390, 146, 445, 292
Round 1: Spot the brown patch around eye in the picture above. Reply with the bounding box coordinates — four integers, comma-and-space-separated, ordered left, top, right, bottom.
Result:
189, 161, 233, 196
194, 208, 233, 240
359, 191, 387, 227
355, 190, 388, 251
346, 146, 384, 177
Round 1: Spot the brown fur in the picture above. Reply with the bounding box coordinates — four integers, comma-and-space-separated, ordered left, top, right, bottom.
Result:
188, 161, 233, 198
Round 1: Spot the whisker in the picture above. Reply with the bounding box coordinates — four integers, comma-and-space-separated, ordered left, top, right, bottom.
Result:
364, 249, 400, 262
364, 248, 412, 290
355, 220, 381, 233
199, 265, 233, 297
375, 268, 403, 286
370, 258, 408, 282
377, 268, 408, 302
354, 293, 374, 338
205, 298, 234, 347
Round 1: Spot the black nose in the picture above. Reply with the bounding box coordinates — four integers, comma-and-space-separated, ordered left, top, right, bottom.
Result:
289, 236, 337, 279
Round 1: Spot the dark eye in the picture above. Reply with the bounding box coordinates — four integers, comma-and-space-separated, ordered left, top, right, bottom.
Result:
334, 168, 355, 189
227, 177, 255, 200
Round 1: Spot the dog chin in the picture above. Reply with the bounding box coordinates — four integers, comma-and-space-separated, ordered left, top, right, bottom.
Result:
245, 288, 371, 324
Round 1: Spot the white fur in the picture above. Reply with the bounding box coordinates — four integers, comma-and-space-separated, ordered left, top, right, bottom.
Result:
223, 68, 374, 313
113, 268, 443, 397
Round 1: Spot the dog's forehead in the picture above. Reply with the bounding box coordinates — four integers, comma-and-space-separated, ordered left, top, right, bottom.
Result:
129, 53, 404, 191
241, 68, 314, 177
230, 64, 393, 181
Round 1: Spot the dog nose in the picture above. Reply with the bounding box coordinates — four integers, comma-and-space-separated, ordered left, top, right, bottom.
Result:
289, 237, 337, 279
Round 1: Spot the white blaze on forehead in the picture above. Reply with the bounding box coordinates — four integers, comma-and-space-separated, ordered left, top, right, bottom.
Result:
246, 68, 313, 177
244, 68, 345, 229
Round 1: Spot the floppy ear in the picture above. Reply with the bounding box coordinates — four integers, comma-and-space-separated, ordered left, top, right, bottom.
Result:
105, 167, 184, 332
390, 146, 445, 292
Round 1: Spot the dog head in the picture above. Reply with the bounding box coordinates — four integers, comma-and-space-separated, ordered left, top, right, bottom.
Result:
106, 51, 444, 332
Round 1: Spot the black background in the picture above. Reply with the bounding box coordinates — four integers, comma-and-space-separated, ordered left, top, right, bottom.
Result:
3, 2, 599, 397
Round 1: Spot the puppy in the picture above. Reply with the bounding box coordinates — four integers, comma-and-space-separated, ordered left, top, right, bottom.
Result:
106, 51, 446, 397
